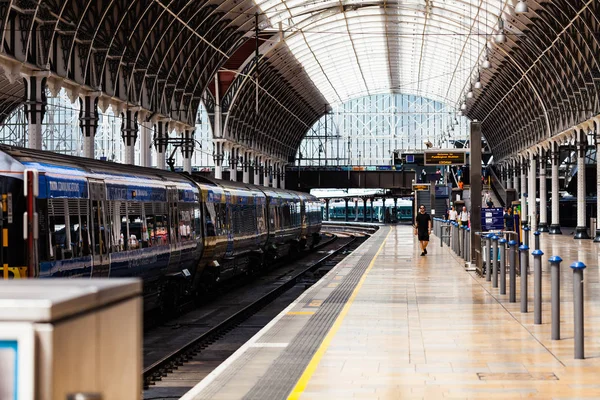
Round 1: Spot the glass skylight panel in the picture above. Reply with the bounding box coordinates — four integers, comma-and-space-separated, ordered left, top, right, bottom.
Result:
253, 0, 509, 108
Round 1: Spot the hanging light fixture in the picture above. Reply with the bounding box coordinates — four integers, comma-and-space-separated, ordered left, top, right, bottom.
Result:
494, 18, 506, 44
474, 75, 482, 89
515, 0, 528, 13
482, 51, 491, 69
461, 102, 467, 111
467, 89, 474, 99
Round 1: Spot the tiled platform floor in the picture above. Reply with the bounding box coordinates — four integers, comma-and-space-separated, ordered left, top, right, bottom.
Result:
182, 225, 600, 400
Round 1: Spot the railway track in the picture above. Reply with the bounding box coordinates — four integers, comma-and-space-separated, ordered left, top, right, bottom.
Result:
143, 228, 370, 394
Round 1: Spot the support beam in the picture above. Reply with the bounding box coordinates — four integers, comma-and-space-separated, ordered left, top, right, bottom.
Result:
520, 156, 528, 228
272, 163, 279, 189
121, 109, 138, 166
79, 94, 99, 159
575, 129, 590, 239
154, 120, 169, 170
549, 142, 562, 234
230, 145, 238, 182
470, 122, 482, 265
253, 155, 261, 185
181, 129, 194, 174
214, 140, 224, 180
529, 151, 537, 232
137, 111, 152, 167
243, 151, 251, 184
538, 149, 549, 232
23, 76, 47, 150
263, 159, 270, 187
506, 164, 512, 189
280, 165, 286, 189
595, 121, 600, 241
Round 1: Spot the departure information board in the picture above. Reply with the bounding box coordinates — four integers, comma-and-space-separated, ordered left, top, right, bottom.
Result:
482, 208, 505, 231
424, 150, 466, 165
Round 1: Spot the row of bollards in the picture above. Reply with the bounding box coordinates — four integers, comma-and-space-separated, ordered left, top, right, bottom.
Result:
431, 219, 586, 360
482, 230, 587, 360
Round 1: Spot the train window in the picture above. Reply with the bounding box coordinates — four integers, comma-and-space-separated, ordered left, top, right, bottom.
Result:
214, 203, 227, 236
126, 202, 147, 249
179, 206, 193, 242
154, 213, 169, 246
91, 200, 108, 256
203, 202, 216, 237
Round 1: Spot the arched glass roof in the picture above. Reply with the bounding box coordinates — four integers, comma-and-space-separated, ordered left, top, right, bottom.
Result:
255, 0, 515, 108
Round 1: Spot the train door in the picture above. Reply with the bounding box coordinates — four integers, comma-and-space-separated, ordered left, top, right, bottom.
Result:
89, 180, 110, 277
167, 186, 181, 267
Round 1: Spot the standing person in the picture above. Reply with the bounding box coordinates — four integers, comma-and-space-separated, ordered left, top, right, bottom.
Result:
483, 191, 493, 208
459, 206, 470, 227
421, 168, 427, 183
504, 207, 514, 232
457, 178, 464, 190
414, 205, 432, 256
448, 205, 458, 222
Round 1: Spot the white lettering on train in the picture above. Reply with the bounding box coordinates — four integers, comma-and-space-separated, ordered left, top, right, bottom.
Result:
49, 181, 80, 192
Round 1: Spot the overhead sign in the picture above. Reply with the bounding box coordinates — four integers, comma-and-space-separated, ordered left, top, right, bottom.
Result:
424, 150, 466, 165
412, 184, 430, 191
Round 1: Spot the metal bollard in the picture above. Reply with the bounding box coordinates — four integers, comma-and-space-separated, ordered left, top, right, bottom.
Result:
534, 231, 540, 250
462, 226, 468, 261
453, 223, 457, 253
519, 244, 529, 313
523, 226, 530, 247
466, 228, 470, 262
499, 238, 507, 295
455, 223, 459, 254
509, 240, 517, 302
549, 256, 562, 340
532, 249, 544, 324
571, 261, 586, 359
485, 234, 492, 281
491, 235, 499, 288
458, 225, 463, 257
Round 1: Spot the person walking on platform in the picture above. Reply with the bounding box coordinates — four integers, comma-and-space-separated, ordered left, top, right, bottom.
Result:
459, 206, 469, 227
415, 205, 431, 256
504, 207, 514, 232
448, 205, 457, 222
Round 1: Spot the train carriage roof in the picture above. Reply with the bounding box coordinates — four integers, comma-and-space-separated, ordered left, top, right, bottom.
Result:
0, 145, 198, 190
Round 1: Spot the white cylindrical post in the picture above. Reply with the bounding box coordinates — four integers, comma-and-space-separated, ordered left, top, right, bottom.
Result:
154, 120, 168, 170
521, 157, 528, 228
254, 156, 261, 185
137, 112, 152, 167
594, 119, 600, 242
24, 76, 47, 150
575, 130, 589, 239
529, 151, 537, 232
181, 129, 194, 174
121, 109, 138, 166
264, 159, 270, 187
242, 151, 251, 184
79, 94, 99, 159
539, 148, 548, 232
550, 142, 562, 234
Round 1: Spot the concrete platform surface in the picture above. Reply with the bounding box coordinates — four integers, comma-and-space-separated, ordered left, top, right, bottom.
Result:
181, 225, 600, 400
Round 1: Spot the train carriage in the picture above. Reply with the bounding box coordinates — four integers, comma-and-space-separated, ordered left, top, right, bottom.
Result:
0, 145, 321, 311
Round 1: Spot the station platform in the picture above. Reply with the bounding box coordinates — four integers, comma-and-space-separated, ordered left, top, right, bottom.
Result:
181, 225, 600, 399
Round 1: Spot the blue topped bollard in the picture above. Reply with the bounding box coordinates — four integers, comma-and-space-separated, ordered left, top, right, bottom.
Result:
519, 244, 529, 313
523, 226, 530, 247
491, 235, 499, 288
571, 261, 586, 359
534, 231, 541, 251
549, 256, 562, 340
508, 240, 518, 303
532, 249, 544, 324
485, 233, 493, 281
498, 238, 507, 295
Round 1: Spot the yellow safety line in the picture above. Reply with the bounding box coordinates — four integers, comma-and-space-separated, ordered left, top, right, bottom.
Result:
287, 227, 391, 400
287, 311, 315, 316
